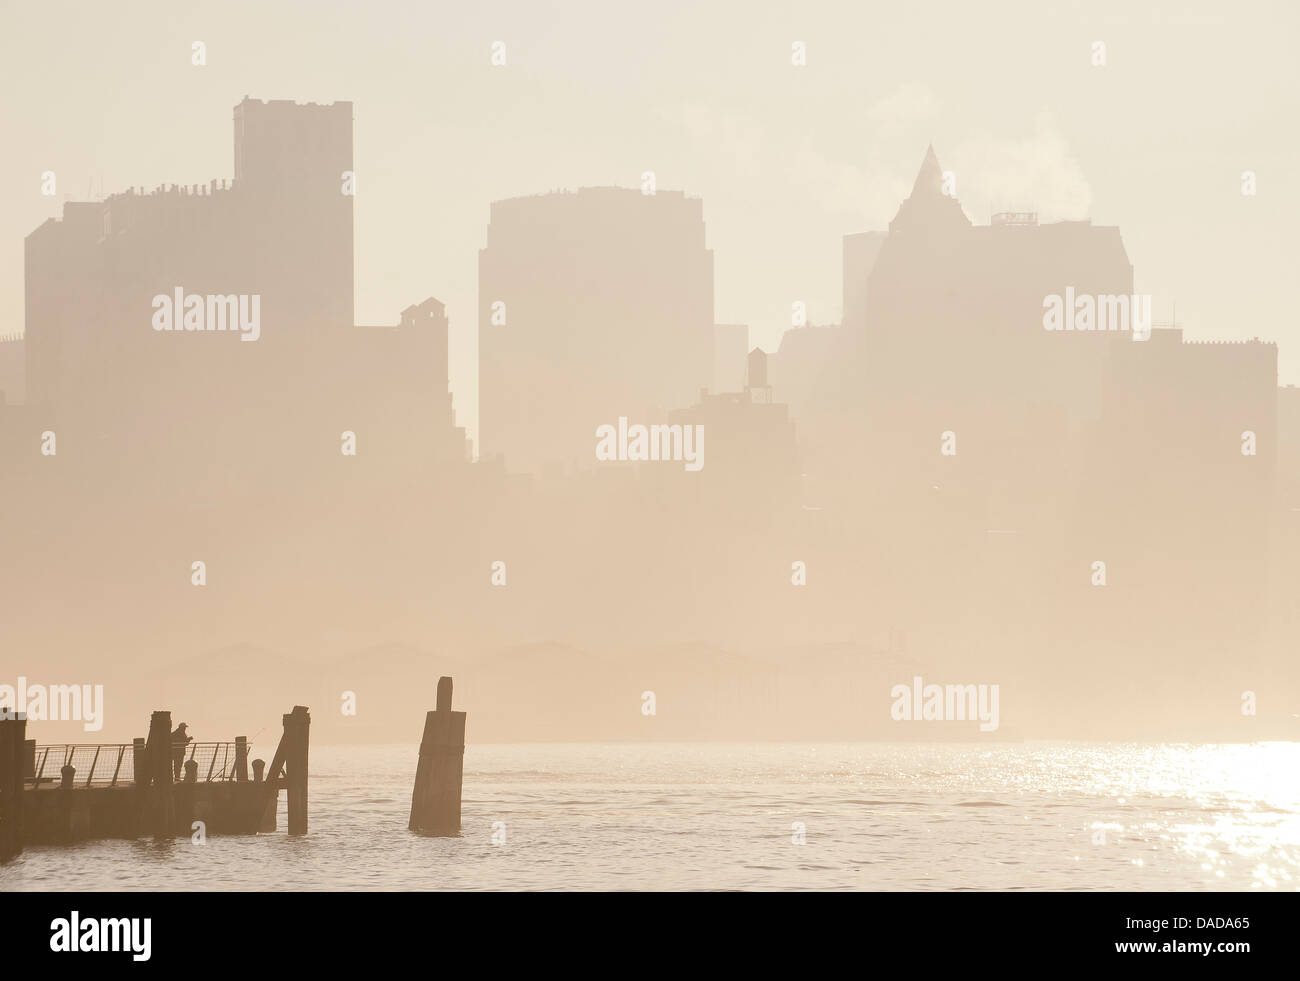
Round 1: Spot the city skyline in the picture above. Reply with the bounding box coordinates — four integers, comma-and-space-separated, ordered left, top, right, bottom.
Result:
3, 0, 1299, 449
3, 97, 1295, 454
2, 92, 1295, 747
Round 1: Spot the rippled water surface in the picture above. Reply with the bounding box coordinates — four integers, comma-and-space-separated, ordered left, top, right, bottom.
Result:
4, 742, 1299, 890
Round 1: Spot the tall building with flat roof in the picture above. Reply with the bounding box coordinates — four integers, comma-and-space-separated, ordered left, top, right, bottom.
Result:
19, 97, 464, 490
478, 186, 714, 474
25, 97, 355, 416
232, 96, 354, 332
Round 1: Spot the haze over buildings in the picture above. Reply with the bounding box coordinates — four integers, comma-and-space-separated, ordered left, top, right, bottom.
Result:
6, 1, 1298, 446
1, 92, 1297, 744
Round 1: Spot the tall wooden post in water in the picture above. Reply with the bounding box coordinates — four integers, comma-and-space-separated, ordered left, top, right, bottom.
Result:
284, 707, 310, 835
261, 706, 310, 835
252, 758, 276, 832
146, 711, 175, 836
0, 711, 27, 861
409, 676, 466, 835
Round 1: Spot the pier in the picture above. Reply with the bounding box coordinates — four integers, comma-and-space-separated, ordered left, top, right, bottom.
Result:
0, 704, 309, 858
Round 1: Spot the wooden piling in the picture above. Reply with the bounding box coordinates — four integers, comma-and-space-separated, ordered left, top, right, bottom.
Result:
284, 707, 310, 835
132, 737, 147, 787
252, 758, 276, 832
408, 676, 466, 835
257, 706, 310, 835
0, 711, 26, 861
234, 736, 249, 782
146, 711, 174, 836
57, 764, 77, 842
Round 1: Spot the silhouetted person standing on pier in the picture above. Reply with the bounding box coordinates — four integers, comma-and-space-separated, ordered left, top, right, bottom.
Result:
171, 723, 192, 780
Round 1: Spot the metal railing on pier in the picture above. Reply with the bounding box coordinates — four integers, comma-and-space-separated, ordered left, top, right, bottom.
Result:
29, 741, 247, 787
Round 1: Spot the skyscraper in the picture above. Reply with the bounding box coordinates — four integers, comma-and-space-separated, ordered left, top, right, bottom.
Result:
478, 187, 714, 474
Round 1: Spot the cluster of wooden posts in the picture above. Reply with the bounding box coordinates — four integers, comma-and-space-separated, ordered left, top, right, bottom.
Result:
0, 677, 466, 861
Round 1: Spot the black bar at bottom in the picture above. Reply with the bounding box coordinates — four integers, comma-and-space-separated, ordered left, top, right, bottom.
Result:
0, 890, 1286, 967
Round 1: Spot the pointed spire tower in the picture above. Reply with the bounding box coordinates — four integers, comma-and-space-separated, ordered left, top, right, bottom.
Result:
911, 144, 943, 195
888, 145, 971, 235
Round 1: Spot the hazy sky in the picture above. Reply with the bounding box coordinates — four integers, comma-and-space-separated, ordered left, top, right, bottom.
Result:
2, 0, 1297, 448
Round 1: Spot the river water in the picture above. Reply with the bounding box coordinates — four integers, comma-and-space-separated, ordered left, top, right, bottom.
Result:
4, 742, 1298, 890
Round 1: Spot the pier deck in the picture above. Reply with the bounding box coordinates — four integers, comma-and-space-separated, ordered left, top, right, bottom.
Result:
0, 705, 309, 857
